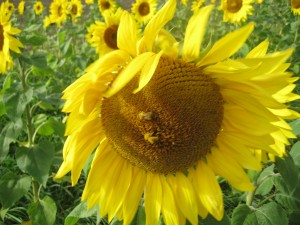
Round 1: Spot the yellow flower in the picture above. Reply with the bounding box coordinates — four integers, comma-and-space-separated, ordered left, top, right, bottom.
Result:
219, 0, 254, 24
0, 1, 24, 74
18, 0, 25, 15
67, 0, 83, 22
131, 0, 157, 24
34, 1, 44, 15
56, 1, 299, 224
86, 9, 123, 56
49, 0, 68, 26
98, 0, 117, 15
256, 0, 263, 3
85, 0, 94, 4
3, 0, 15, 18
191, 0, 204, 12
291, 0, 300, 15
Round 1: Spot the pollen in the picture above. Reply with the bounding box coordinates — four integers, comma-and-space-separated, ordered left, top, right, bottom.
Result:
101, 56, 224, 173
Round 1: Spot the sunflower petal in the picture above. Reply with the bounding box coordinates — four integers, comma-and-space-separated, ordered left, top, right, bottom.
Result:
118, 12, 138, 56
144, 173, 162, 225
197, 22, 254, 66
182, 5, 214, 62
104, 52, 154, 97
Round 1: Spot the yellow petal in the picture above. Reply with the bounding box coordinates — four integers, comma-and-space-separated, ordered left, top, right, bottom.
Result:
142, 0, 176, 52
161, 176, 179, 225
133, 51, 163, 93
168, 173, 198, 225
193, 161, 224, 221
182, 5, 214, 62
246, 39, 269, 58
207, 147, 254, 191
123, 167, 146, 225
144, 173, 162, 225
104, 52, 154, 97
198, 22, 254, 66
117, 12, 138, 56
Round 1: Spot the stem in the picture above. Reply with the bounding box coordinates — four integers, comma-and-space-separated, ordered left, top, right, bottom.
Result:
18, 59, 34, 146
32, 179, 40, 203
246, 170, 262, 206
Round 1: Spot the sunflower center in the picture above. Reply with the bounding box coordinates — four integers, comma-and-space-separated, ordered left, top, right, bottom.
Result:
292, 0, 300, 9
101, 56, 224, 174
100, 0, 110, 10
71, 4, 78, 15
227, 0, 242, 13
58, 6, 63, 16
104, 25, 118, 49
138, 2, 150, 16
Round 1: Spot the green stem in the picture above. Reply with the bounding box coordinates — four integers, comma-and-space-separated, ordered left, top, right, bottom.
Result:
246, 170, 262, 206
18, 59, 34, 146
32, 179, 40, 203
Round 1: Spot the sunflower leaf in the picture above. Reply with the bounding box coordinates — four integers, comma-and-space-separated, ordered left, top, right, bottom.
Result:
28, 196, 57, 225
231, 204, 252, 225
64, 201, 98, 225
0, 173, 31, 209
16, 141, 55, 187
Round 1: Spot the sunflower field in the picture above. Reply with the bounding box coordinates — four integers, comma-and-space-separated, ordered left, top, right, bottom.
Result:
1, 0, 300, 224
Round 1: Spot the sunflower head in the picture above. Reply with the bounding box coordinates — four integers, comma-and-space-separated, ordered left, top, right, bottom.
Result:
49, 0, 68, 26
291, 0, 300, 15
98, 0, 117, 15
67, 0, 83, 21
34, 1, 44, 15
132, 0, 157, 24
219, 0, 254, 24
18, 0, 25, 15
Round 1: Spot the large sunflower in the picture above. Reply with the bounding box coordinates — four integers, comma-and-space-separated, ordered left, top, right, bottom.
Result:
0, 1, 23, 74
219, 0, 254, 24
34, 1, 44, 15
131, 0, 157, 24
49, 0, 68, 26
55, 1, 299, 224
87, 9, 123, 56
291, 0, 300, 15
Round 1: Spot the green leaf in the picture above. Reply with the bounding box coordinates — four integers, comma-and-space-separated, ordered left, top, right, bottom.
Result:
275, 154, 299, 192
246, 202, 288, 225
16, 141, 55, 186
199, 214, 231, 225
130, 205, 146, 225
64, 201, 98, 225
290, 118, 300, 136
231, 204, 252, 225
0, 173, 31, 208
38, 117, 65, 138
30, 53, 47, 68
28, 196, 57, 225
0, 97, 6, 116
3, 87, 33, 122
0, 119, 23, 162
290, 141, 300, 168
255, 165, 274, 195
20, 34, 47, 46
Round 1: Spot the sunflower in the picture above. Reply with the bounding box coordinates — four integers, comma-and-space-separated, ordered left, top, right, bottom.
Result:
0, 1, 24, 74
55, 0, 299, 224
131, 0, 157, 24
34, 1, 44, 15
4, 0, 15, 17
98, 0, 117, 15
219, 0, 254, 24
67, 0, 83, 22
49, 0, 68, 26
291, 0, 300, 15
191, 0, 204, 12
87, 9, 123, 56
18, 0, 25, 15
